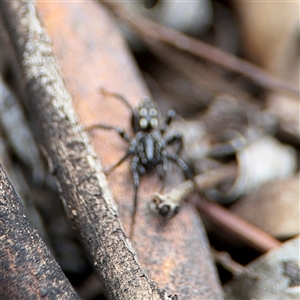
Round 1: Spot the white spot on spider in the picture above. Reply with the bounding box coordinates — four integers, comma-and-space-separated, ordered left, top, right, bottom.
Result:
149, 108, 157, 116
139, 118, 148, 128
150, 118, 158, 128
139, 108, 147, 117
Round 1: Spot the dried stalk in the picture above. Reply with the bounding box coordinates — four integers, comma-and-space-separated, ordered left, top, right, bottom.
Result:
212, 249, 245, 277
151, 163, 236, 217
145, 42, 254, 102
193, 197, 281, 253
151, 163, 281, 253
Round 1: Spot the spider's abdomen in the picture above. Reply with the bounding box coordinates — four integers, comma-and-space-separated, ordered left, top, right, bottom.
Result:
135, 132, 164, 169
145, 135, 155, 161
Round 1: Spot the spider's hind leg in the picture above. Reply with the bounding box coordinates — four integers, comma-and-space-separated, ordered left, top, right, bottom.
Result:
167, 153, 193, 180
129, 156, 142, 238
156, 151, 168, 193
105, 152, 131, 174
152, 153, 194, 217
85, 124, 131, 173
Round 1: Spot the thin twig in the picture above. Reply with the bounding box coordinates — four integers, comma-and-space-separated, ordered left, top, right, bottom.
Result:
212, 248, 245, 277
151, 163, 237, 216
192, 196, 281, 253
103, 2, 299, 98
151, 163, 281, 253
146, 42, 254, 102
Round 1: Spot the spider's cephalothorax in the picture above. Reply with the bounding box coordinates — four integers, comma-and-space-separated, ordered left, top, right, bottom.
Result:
132, 96, 160, 132
87, 90, 193, 236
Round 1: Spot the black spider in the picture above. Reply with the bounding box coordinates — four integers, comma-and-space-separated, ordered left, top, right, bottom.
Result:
87, 90, 193, 236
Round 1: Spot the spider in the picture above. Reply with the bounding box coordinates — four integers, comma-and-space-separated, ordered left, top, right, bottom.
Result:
87, 89, 193, 236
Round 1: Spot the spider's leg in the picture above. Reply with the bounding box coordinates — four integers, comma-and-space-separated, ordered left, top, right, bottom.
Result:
156, 151, 168, 192
86, 124, 131, 172
155, 153, 193, 217
129, 156, 141, 238
100, 88, 134, 115
160, 109, 177, 135
105, 152, 131, 174
86, 124, 131, 143
166, 153, 193, 180
165, 132, 183, 155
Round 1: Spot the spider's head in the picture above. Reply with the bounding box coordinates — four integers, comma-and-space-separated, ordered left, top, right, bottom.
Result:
133, 96, 160, 132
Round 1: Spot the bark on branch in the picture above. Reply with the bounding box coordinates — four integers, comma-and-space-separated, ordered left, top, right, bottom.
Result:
0, 165, 80, 299
1, 1, 174, 299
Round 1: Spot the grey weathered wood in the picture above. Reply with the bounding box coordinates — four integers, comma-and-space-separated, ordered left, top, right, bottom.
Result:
0, 165, 80, 299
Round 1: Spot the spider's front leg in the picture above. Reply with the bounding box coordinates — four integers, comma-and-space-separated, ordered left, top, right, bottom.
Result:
165, 132, 183, 155
160, 108, 177, 134
86, 124, 131, 142
161, 108, 184, 154
100, 88, 134, 115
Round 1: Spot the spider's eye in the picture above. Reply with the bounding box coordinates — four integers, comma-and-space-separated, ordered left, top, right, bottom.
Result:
150, 118, 158, 128
139, 108, 147, 117
149, 108, 157, 116
139, 118, 148, 128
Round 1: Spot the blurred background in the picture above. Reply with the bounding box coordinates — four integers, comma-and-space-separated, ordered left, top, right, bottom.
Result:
1, 1, 299, 299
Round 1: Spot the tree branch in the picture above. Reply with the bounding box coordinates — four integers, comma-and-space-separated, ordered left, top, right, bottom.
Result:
0, 164, 80, 299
